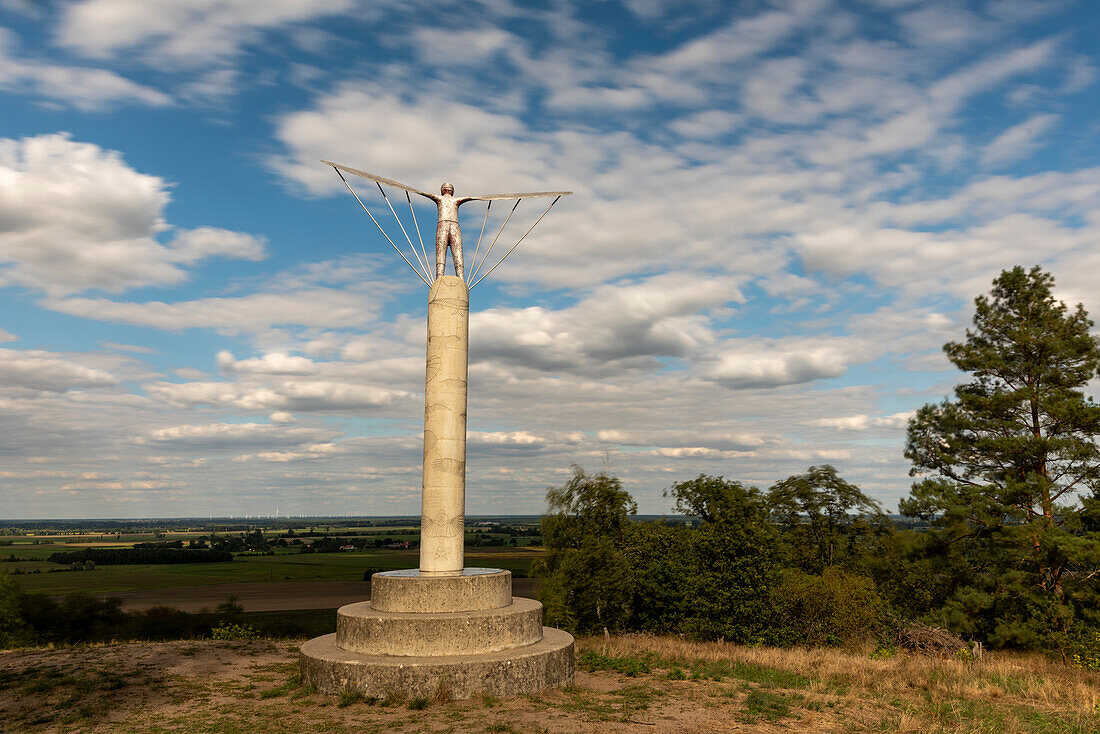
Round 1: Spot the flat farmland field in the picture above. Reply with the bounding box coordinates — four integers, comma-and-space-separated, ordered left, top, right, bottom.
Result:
9, 546, 545, 597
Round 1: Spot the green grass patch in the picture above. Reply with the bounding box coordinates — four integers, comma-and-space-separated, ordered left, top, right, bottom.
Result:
741, 689, 797, 723
576, 650, 651, 677
337, 687, 364, 707
1021, 708, 1100, 734
720, 660, 812, 689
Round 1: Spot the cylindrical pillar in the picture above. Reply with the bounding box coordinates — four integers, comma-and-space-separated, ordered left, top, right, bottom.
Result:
419, 275, 469, 575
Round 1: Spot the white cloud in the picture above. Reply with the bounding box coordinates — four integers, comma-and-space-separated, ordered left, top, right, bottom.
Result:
144, 379, 409, 412
412, 27, 516, 66
808, 412, 914, 431
217, 351, 319, 375
470, 273, 741, 374
981, 113, 1060, 168
44, 289, 374, 332
0, 327, 16, 343
233, 442, 339, 463
706, 338, 859, 389
896, 4, 992, 47
0, 133, 265, 296
137, 422, 339, 450
168, 227, 266, 264
467, 430, 550, 449
269, 84, 536, 197
0, 28, 170, 110
596, 428, 774, 452
0, 348, 117, 391
56, 0, 358, 65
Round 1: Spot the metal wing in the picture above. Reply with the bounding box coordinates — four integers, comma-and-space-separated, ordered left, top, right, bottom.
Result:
465, 191, 573, 201
321, 160, 431, 197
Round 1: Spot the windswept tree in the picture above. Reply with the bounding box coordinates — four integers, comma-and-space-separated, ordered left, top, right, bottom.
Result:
665, 473, 768, 525
903, 266, 1100, 645
767, 465, 888, 573
535, 466, 636, 634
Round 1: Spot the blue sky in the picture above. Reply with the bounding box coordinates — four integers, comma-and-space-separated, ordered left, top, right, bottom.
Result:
1, 0, 1099, 519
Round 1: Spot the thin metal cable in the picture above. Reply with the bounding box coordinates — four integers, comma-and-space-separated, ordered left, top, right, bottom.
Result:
470, 199, 520, 285
377, 182, 431, 283
467, 200, 491, 286
406, 190, 432, 283
333, 168, 430, 287
471, 196, 560, 290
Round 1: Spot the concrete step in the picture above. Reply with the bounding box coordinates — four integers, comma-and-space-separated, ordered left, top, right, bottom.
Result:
370, 567, 511, 613
300, 626, 574, 699
336, 597, 544, 656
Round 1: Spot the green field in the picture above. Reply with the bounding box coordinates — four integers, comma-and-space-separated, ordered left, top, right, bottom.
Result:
7, 546, 544, 595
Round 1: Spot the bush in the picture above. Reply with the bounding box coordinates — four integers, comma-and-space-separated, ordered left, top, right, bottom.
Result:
625, 510, 777, 642
0, 573, 27, 647
771, 567, 882, 646
209, 622, 259, 640
1052, 626, 1100, 670
19, 593, 128, 644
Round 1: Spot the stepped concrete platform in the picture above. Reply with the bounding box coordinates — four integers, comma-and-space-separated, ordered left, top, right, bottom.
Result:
300, 626, 574, 699
300, 567, 574, 699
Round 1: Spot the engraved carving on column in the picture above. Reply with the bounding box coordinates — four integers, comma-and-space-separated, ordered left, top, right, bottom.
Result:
419, 275, 469, 575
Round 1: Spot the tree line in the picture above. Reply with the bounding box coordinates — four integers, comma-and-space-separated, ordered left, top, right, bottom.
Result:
537, 267, 1100, 665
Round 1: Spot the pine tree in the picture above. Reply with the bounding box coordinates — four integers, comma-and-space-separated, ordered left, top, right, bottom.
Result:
903, 266, 1100, 645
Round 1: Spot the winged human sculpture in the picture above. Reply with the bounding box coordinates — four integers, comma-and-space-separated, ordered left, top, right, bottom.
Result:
323, 161, 571, 281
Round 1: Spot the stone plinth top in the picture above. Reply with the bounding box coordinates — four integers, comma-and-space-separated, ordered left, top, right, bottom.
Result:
378, 567, 499, 578
370, 567, 511, 613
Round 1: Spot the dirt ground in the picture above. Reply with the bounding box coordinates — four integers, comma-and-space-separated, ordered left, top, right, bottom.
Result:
98, 578, 539, 613
1, 635, 1096, 734
0, 639, 748, 734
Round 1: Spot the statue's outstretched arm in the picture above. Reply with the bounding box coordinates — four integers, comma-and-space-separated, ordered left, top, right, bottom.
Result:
463, 191, 573, 201
321, 161, 434, 198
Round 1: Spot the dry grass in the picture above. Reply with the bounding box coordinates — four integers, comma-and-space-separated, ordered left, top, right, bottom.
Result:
578, 633, 1100, 732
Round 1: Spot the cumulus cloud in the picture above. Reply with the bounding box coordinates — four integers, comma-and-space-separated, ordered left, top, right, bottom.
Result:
217, 351, 319, 375
706, 339, 859, 389
471, 273, 742, 374
808, 412, 914, 431
137, 422, 339, 450
143, 379, 410, 412
0, 348, 117, 391
0, 133, 265, 296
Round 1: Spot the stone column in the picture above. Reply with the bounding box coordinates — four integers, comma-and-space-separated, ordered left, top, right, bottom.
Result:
419, 275, 468, 575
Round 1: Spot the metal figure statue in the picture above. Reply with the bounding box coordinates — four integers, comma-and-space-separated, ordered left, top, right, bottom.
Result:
322, 161, 571, 284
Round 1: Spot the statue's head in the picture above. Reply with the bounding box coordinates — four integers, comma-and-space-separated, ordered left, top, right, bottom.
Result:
441, 182, 454, 195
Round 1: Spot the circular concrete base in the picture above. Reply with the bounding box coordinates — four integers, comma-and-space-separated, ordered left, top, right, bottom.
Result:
300, 626, 575, 699
337, 597, 544, 656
